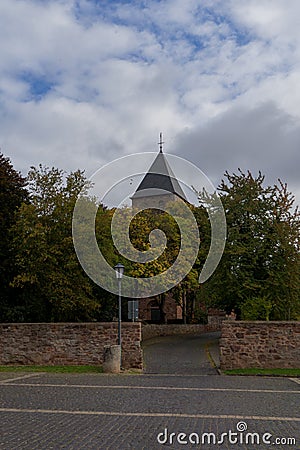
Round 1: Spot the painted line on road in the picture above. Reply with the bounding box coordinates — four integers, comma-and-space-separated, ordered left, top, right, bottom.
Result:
1, 382, 299, 394
143, 372, 215, 375
0, 373, 44, 384
290, 378, 300, 385
0, 407, 299, 422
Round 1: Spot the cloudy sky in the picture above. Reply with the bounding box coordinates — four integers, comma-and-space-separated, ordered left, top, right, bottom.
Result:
1, 0, 300, 206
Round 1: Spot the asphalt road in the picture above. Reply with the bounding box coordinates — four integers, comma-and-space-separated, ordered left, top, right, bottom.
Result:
0, 371, 299, 449
142, 332, 221, 375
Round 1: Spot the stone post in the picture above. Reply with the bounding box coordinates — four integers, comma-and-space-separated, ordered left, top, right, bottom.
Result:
103, 345, 121, 373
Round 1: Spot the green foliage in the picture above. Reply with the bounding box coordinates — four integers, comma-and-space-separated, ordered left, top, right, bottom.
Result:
1, 156, 299, 324
10, 165, 106, 322
129, 207, 180, 278
200, 170, 300, 320
127, 204, 203, 323
0, 153, 28, 321
241, 296, 273, 320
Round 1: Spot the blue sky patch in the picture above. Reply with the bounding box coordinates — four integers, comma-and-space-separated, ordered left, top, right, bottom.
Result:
20, 72, 55, 101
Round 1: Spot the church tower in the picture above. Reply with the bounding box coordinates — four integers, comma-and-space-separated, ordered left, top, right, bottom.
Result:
131, 134, 187, 209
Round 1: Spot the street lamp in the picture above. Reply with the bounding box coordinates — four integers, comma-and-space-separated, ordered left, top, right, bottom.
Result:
114, 263, 124, 352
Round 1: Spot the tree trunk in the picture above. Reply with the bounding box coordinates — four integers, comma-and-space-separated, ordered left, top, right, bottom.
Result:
158, 293, 167, 324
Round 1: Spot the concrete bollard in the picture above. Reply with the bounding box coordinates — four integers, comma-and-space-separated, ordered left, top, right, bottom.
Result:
103, 345, 121, 373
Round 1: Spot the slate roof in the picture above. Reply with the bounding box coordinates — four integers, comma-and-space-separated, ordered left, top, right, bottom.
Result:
131, 150, 187, 201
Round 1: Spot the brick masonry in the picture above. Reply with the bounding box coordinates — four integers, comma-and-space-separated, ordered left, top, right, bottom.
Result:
0, 322, 143, 370
220, 321, 300, 370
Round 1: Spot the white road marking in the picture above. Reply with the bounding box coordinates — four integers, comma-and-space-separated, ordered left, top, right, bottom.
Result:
0, 407, 299, 421
289, 378, 300, 385
0, 382, 299, 394
0, 373, 44, 384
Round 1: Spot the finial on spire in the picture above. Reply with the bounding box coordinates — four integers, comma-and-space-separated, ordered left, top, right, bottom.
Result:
158, 132, 164, 153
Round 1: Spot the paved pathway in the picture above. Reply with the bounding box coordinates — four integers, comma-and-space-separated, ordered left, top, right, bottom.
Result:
0, 372, 299, 449
142, 331, 221, 375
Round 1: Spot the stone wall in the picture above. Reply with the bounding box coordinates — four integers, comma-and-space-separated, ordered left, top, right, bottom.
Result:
220, 321, 300, 370
142, 323, 220, 341
0, 322, 142, 369
207, 314, 226, 329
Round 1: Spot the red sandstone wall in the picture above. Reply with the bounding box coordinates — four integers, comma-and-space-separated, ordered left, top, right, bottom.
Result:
220, 321, 300, 370
0, 322, 143, 369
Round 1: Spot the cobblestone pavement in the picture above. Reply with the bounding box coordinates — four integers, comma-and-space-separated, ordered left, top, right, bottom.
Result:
0, 372, 299, 449
142, 332, 221, 375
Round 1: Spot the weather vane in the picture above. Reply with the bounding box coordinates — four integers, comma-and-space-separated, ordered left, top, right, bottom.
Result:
158, 132, 164, 153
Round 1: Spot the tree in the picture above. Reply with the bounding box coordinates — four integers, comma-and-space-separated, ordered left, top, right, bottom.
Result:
128, 202, 202, 323
128, 208, 178, 323
0, 153, 28, 321
200, 170, 300, 320
11, 165, 102, 321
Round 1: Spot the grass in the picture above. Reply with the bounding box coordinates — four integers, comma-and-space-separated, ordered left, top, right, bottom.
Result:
223, 367, 300, 377
0, 365, 103, 373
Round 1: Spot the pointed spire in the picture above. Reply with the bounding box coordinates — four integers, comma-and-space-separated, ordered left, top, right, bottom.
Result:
158, 132, 164, 153
131, 137, 188, 203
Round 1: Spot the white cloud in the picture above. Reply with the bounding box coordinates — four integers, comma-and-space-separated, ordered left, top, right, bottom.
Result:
0, 0, 299, 207
231, 0, 300, 40
173, 101, 300, 205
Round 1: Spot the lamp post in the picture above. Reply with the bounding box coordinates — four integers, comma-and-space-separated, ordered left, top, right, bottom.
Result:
114, 263, 124, 355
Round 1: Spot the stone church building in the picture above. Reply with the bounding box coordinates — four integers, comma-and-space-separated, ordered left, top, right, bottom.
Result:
129, 138, 186, 323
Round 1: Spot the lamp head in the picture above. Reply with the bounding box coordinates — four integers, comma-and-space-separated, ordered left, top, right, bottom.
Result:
114, 263, 125, 279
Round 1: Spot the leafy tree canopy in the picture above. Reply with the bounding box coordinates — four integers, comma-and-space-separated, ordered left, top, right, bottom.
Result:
1, 157, 299, 323
0, 153, 28, 320
199, 169, 300, 320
